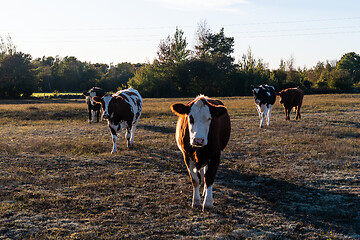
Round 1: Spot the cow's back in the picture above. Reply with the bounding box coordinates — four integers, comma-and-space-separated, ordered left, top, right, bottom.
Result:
289, 88, 304, 106
115, 88, 143, 123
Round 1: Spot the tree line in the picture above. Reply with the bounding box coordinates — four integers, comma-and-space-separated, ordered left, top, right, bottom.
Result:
1, 26, 360, 99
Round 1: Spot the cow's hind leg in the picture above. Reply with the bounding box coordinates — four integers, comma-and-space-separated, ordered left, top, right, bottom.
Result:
125, 124, 136, 148
286, 108, 291, 120
296, 105, 301, 120
125, 126, 131, 148
96, 109, 100, 122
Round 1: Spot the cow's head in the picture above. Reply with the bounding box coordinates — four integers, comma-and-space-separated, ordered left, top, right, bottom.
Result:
84, 87, 104, 105
171, 96, 227, 147
93, 94, 123, 120
276, 90, 287, 104
83, 90, 97, 105
251, 85, 268, 105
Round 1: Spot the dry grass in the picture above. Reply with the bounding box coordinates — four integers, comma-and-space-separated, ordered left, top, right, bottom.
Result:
0, 95, 359, 239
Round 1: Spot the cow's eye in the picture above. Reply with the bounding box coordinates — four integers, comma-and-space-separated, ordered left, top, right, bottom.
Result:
189, 115, 194, 124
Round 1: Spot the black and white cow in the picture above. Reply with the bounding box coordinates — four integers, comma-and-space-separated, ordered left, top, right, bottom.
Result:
83, 87, 106, 123
93, 88, 143, 153
251, 84, 276, 128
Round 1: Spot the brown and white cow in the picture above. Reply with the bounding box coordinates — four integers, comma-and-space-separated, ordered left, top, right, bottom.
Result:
171, 95, 231, 211
276, 87, 304, 120
93, 88, 142, 153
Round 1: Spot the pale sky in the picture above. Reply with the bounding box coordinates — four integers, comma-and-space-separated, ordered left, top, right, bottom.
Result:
1, 0, 359, 69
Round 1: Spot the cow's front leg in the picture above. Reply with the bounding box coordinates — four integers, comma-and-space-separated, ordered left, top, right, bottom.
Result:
91, 110, 96, 123
203, 155, 220, 211
259, 105, 267, 128
88, 108, 92, 123
200, 165, 207, 197
110, 127, 118, 153
189, 160, 201, 208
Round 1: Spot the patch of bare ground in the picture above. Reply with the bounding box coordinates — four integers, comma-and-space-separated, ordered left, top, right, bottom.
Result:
0, 95, 359, 239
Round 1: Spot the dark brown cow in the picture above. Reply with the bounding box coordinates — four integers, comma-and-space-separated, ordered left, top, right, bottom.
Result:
276, 87, 304, 120
171, 95, 231, 211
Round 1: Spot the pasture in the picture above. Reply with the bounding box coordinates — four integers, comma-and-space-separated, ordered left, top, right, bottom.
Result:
0, 94, 359, 239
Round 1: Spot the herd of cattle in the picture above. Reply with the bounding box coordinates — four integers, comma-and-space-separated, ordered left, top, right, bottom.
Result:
82, 85, 304, 211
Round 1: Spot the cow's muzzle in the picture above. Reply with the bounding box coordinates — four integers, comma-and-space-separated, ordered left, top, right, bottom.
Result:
102, 114, 110, 120
191, 138, 205, 147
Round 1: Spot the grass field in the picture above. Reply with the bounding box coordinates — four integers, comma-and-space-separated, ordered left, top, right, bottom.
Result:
0, 94, 359, 239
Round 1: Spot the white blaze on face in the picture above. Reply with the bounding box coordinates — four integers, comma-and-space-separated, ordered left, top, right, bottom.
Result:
253, 88, 261, 105
188, 99, 212, 147
89, 91, 97, 105
102, 95, 113, 118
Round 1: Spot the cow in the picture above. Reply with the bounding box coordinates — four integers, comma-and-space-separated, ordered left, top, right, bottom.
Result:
83, 87, 105, 123
276, 87, 304, 120
251, 84, 276, 128
93, 88, 143, 153
171, 95, 231, 211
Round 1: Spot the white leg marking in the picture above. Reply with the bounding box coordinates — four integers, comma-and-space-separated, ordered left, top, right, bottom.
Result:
129, 124, 137, 147
201, 166, 207, 197
189, 161, 201, 208
267, 105, 273, 126
260, 105, 268, 128
203, 185, 213, 210
125, 128, 131, 147
91, 110, 96, 123
111, 134, 118, 154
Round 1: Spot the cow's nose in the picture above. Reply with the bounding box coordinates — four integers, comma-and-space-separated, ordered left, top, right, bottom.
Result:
103, 114, 110, 119
193, 138, 205, 146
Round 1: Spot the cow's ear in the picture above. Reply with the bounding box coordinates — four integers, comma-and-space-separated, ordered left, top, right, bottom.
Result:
210, 105, 227, 117
93, 96, 102, 103
171, 103, 190, 116
83, 91, 89, 96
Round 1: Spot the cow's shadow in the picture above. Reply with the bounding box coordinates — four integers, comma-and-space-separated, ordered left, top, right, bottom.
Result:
138, 124, 175, 134
216, 166, 360, 236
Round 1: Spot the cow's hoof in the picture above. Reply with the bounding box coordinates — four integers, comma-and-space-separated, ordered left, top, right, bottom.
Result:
202, 205, 214, 212
111, 151, 117, 154
192, 202, 202, 209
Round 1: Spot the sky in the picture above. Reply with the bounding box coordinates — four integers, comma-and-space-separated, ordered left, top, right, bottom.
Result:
1, 0, 359, 69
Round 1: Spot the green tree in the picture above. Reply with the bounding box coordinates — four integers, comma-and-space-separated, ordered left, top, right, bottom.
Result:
0, 52, 36, 98
128, 63, 177, 97
328, 69, 353, 91
336, 52, 360, 86
99, 62, 139, 91
157, 27, 189, 65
